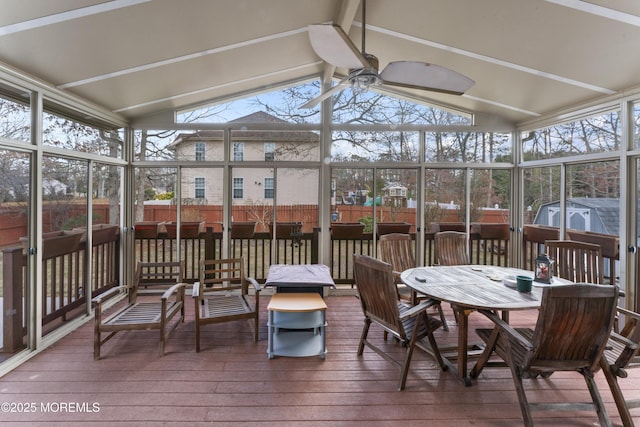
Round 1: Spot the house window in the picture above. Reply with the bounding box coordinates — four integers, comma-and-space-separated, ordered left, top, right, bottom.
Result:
195, 177, 205, 199
264, 142, 275, 161
195, 142, 205, 161
233, 177, 244, 199
264, 177, 274, 199
233, 142, 244, 161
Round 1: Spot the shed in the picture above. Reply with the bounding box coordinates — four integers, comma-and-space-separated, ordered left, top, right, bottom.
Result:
534, 198, 623, 235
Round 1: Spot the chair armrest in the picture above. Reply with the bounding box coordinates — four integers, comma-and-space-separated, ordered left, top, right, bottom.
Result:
478, 309, 535, 352
609, 331, 638, 351
399, 300, 435, 320
162, 282, 186, 300
617, 306, 640, 321
247, 277, 261, 292
91, 285, 128, 306
617, 306, 640, 341
192, 282, 201, 298
607, 330, 640, 373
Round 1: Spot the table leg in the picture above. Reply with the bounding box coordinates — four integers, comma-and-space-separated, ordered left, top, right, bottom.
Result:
457, 308, 471, 385
435, 306, 473, 386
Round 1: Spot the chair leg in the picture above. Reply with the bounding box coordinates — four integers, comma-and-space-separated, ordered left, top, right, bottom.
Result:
159, 329, 166, 356
357, 318, 372, 355
195, 321, 201, 353
159, 320, 166, 356
583, 371, 613, 427
253, 316, 259, 342
194, 299, 201, 352
501, 335, 534, 427
451, 303, 460, 324
435, 302, 449, 332
94, 318, 101, 360
399, 340, 416, 391
600, 358, 635, 427
422, 314, 446, 371
510, 366, 534, 427
399, 313, 424, 391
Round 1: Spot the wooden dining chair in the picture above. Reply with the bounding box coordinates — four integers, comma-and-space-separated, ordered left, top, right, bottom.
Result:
545, 239, 628, 334
193, 257, 261, 352
601, 306, 640, 427
434, 231, 470, 324
92, 261, 186, 360
544, 239, 604, 284
353, 254, 446, 390
435, 231, 470, 266
476, 284, 619, 427
379, 233, 448, 330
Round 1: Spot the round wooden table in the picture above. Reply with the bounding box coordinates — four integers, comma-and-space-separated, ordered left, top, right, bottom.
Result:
401, 265, 568, 385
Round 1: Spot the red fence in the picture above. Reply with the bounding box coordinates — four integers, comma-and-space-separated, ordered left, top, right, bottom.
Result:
0, 204, 111, 247
0, 203, 511, 248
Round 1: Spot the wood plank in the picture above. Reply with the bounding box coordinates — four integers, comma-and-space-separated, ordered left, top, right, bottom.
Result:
0, 295, 637, 425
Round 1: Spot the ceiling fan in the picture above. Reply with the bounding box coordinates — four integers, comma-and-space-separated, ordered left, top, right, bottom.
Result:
300, 0, 474, 109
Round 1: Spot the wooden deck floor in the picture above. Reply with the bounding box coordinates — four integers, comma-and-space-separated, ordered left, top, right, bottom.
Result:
1, 293, 639, 426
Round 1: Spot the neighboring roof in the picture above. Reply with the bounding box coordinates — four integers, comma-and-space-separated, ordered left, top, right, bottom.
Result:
1, 1, 640, 125
228, 111, 288, 124
382, 183, 407, 191
169, 111, 319, 148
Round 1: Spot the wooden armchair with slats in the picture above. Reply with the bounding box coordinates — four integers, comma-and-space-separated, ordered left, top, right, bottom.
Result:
353, 254, 446, 390
379, 233, 447, 330
192, 257, 261, 352
92, 261, 186, 360
434, 231, 470, 324
434, 231, 470, 266
601, 306, 640, 427
476, 284, 618, 427
544, 239, 604, 284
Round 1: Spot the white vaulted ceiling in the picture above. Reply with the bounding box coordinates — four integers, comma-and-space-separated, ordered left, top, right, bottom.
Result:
1, 0, 639, 126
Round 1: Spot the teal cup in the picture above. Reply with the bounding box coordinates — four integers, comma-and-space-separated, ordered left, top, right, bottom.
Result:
516, 275, 533, 292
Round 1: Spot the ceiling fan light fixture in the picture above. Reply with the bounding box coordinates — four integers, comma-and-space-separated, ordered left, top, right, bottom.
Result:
349, 68, 381, 94
352, 75, 374, 94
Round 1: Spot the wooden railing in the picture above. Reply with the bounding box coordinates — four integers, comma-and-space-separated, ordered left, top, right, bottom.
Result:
2, 225, 120, 353
131, 222, 513, 286
134, 227, 317, 283
4, 222, 621, 353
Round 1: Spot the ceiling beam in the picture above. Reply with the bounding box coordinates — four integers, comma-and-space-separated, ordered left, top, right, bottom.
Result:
0, 0, 151, 37
365, 23, 615, 95
59, 27, 309, 90
545, 0, 640, 27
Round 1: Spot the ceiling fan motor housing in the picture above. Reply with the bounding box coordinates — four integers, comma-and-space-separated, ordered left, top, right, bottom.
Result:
349, 53, 381, 90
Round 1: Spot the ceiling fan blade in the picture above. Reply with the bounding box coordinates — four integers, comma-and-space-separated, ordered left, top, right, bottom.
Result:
380, 61, 475, 95
299, 78, 351, 109
308, 24, 370, 69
